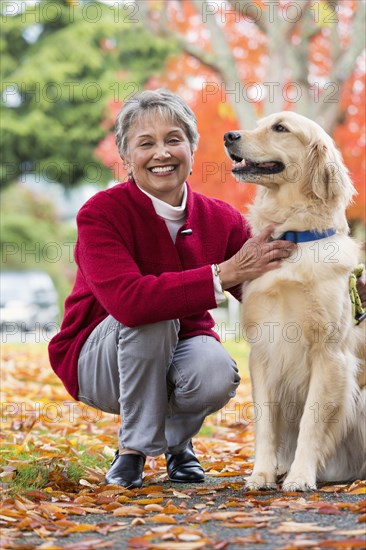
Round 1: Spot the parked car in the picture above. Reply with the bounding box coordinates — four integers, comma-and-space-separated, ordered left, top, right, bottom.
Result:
0, 271, 59, 331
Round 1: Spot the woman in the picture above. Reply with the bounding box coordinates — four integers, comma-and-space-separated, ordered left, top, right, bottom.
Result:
48, 89, 296, 488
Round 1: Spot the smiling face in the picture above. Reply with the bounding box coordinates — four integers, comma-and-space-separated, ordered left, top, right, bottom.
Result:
123, 112, 194, 206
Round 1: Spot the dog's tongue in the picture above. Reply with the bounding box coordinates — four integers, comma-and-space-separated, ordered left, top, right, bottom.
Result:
232, 158, 246, 170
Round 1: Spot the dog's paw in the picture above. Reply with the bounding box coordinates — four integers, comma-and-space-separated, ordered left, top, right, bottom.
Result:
245, 473, 277, 491
282, 473, 317, 492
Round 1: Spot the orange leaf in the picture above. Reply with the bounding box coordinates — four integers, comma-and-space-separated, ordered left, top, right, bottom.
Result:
134, 498, 164, 505
347, 480, 366, 494
145, 504, 164, 512
318, 539, 366, 548
317, 504, 342, 515
162, 505, 188, 514
54, 519, 78, 527
113, 505, 145, 517
149, 514, 177, 524
73, 496, 96, 505
136, 485, 165, 494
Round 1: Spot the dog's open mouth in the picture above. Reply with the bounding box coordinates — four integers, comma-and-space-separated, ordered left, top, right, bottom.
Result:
230, 153, 285, 175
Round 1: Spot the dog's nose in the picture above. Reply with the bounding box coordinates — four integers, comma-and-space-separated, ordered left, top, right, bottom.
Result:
224, 131, 241, 145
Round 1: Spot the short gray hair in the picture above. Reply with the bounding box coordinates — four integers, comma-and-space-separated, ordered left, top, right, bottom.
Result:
115, 88, 199, 157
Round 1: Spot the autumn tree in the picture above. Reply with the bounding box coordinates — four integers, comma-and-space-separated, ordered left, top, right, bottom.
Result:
124, 0, 364, 220
1, 0, 175, 188
138, 0, 365, 132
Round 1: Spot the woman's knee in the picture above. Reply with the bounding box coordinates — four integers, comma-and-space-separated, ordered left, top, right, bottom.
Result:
200, 355, 240, 409
171, 351, 240, 414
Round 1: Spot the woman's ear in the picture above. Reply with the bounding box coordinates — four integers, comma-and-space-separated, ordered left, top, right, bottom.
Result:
122, 156, 134, 177
190, 151, 195, 174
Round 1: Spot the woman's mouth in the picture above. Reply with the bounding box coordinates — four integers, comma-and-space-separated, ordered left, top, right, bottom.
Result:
149, 165, 177, 174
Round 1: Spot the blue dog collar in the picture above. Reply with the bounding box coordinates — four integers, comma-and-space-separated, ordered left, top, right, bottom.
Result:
278, 229, 337, 243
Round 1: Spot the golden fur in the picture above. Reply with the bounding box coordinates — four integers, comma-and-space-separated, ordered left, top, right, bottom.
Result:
225, 111, 366, 490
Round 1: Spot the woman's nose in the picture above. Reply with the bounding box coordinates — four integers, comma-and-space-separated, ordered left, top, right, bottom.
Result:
153, 144, 171, 159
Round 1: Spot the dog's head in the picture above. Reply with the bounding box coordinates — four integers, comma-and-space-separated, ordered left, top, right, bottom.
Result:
224, 111, 355, 206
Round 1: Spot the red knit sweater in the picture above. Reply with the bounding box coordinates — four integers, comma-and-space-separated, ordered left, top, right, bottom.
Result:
48, 181, 251, 399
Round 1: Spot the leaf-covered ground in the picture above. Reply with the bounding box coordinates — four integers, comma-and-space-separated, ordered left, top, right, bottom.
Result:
1, 343, 365, 549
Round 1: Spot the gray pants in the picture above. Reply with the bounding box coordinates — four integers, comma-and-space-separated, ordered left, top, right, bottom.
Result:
77, 316, 240, 456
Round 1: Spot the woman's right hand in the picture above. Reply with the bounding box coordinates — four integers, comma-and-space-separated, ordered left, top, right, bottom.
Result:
218, 224, 297, 290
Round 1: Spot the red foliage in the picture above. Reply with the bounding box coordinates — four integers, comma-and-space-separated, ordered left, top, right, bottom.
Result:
95, 0, 365, 221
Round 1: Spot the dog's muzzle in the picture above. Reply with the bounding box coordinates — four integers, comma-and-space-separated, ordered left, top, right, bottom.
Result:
224, 131, 241, 146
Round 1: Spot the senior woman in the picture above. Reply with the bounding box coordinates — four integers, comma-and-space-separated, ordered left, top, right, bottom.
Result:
48, 89, 295, 488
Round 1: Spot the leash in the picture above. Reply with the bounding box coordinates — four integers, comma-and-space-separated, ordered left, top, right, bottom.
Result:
349, 264, 366, 325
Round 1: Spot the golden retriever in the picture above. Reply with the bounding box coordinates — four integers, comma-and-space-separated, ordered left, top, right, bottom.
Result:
224, 111, 366, 491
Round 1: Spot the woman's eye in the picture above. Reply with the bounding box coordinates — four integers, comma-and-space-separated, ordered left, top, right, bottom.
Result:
272, 124, 289, 133
140, 142, 152, 147
168, 138, 180, 143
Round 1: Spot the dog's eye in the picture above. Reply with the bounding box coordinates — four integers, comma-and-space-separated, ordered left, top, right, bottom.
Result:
272, 124, 289, 133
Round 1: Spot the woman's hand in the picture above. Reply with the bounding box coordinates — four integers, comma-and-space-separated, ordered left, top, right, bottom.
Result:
218, 224, 297, 290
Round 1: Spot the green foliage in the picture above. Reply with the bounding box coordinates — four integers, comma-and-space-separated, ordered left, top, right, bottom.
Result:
0, 184, 77, 311
1, 0, 176, 187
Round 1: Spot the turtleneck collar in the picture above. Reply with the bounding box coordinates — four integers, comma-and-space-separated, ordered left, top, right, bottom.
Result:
136, 183, 187, 221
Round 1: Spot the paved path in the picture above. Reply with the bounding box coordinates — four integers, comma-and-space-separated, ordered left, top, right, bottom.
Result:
6, 476, 365, 549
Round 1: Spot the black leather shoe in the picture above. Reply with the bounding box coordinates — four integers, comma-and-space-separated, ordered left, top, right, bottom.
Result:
165, 441, 205, 483
105, 452, 146, 488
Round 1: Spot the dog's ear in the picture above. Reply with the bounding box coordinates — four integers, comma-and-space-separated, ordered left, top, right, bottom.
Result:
306, 141, 355, 205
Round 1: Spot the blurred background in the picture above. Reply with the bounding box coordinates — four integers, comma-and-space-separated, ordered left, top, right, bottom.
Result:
1, 0, 365, 340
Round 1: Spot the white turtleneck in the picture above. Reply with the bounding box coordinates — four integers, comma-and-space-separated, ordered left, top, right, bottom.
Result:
137, 183, 226, 304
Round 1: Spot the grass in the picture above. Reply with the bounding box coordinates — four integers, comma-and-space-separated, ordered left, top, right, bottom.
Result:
9, 463, 50, 494
1, 441, 111, 496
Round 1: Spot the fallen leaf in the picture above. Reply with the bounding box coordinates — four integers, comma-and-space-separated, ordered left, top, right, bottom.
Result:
149, 514, 177, 524
145, 504, 164, 512
177, 534, 201, 542
318, 538, 366, 548
131, 517, 146, 526
134, 498, 164, 505
271, 521, 335, 533
317, 504, 342, 515
79, 479, 95, 488
113, 505, 145, 517
334, 528, 366, 536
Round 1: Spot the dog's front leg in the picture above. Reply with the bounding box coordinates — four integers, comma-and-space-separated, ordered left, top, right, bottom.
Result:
246, 350, 279, 490
282, 349, 357, 492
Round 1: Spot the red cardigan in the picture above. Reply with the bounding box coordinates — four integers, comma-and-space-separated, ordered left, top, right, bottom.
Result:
48, 181, 251, 399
